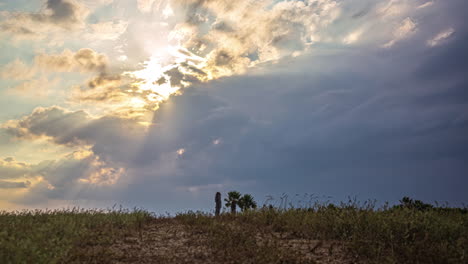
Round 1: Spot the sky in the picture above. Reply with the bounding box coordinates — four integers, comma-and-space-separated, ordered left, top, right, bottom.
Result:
0, 0, 467, 212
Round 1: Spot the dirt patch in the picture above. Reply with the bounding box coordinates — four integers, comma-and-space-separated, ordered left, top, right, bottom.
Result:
107, 219, 356, 263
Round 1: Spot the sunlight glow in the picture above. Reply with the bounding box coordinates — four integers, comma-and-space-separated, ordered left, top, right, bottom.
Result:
177, 148, 185, 156
124, 45, 209, 111
129, 97, 147, 108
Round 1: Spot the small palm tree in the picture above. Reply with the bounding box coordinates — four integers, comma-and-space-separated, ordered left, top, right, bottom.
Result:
239, 194, 257, 212
225, 191, 241, 214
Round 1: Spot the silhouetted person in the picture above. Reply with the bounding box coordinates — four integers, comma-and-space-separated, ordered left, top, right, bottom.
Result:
215, 192, 222, 216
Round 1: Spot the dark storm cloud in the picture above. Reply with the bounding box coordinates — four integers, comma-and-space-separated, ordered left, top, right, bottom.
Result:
121, 9, 468, 209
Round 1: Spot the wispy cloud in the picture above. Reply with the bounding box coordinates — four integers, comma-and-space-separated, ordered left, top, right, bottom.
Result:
427, 28, 455, 47
383, 17, 417, 48
1, 48, 108, 79
417, 1, 434, 9
6, 77, 59, 98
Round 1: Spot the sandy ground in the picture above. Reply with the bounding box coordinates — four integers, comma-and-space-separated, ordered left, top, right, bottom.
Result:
107, 219, 356, 264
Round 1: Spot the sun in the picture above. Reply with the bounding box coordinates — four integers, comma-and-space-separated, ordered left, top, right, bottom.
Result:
125, 52, 180, 103
124, 45, 209, 110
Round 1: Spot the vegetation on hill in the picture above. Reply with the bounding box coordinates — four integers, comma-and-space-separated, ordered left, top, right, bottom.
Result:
0, 197, 466, 263
0, 208, 151, 263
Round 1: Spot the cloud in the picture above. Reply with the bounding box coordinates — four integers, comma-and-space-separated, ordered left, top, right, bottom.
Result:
0, 150, 125, 204
38, 0, 442, 122
174, 0, 340, 77
1, 0, 468, 210
0, 48, 153, 118
6, 77, 59, 98
120, 0, 345, 113
0, 104, 145, 204
2, 106, 148, 163
85, 20, 129, 41
121, 0, 440, 115
383, 17, 417, 47
129, 0, 341, 82
427, 28, 455, 47
3, 106, 93, 146
0, 59, 37, 80
79, 0, 114, 9
376, 0, 411, 18
1, 48, 108, 80
0, 0, 89, 39
0, 48, 109, 99
0, 180, 31, 189
71, 74, 126, 103
38, 150, 124, 189
343, 28, 365, 45
0, 157, 32, 180
0, 0, 126, 43
78, 167, 124, 186
4, 34, 468, 207
35, 48, 108, 73
44, 0, 88, 26
417, 1, 434, 9
117, 19, 468, 209
137, 0, 158, 13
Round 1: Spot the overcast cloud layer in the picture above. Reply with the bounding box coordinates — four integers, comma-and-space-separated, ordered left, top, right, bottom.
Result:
0, 0, 467, 211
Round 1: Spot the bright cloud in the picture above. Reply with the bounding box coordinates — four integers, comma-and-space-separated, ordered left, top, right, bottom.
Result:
343, 28, 365, 45
137, 0, 158, 13
417, 2, 434, 9
427, 28, 455, 47
383, 17, 417, 48
0, 0, 89, 40
1, 49, 108, 80
86, 20, 129, 41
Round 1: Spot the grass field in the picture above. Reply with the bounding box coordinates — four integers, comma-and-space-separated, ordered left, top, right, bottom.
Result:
1, 199, 467, 263
0, 207, 151, 264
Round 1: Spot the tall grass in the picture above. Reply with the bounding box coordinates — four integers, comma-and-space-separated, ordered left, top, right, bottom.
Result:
176, 200, 468, 263
1, 199, 467, 263
0, 207, 151, 264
